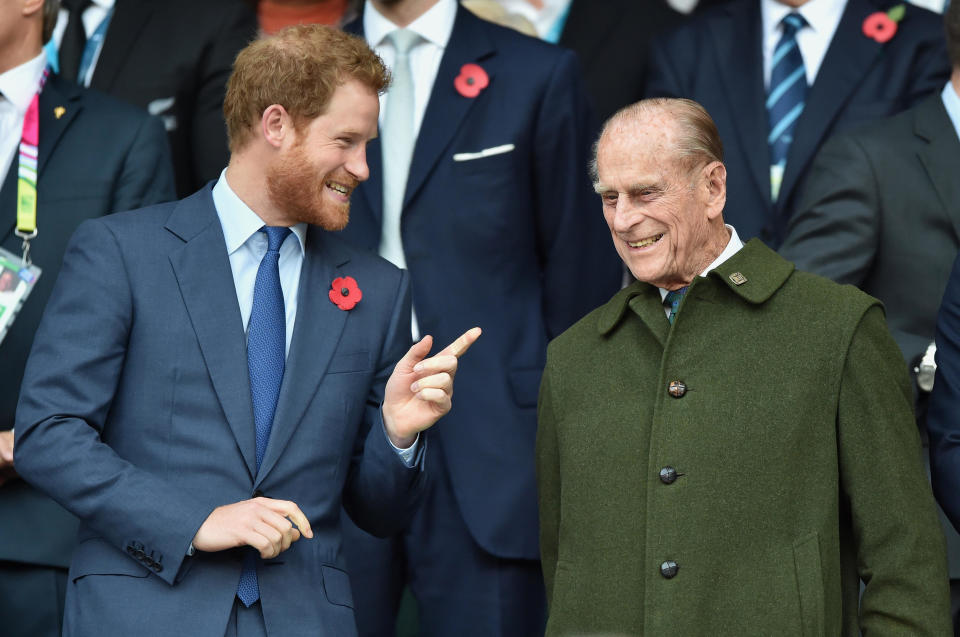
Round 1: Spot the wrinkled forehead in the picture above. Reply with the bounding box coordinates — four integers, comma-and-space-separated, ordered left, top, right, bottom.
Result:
597, 117, 680, 181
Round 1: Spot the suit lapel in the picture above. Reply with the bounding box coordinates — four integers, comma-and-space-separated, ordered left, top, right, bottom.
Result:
780, 0, 883, 213
166, 189, 258, 479
359, 136, 383, 225
2, 78, 83, 241
255, 227, 351, 485
403, 6, 496, 207
89, 0, 153, 91
914, 94, 960, 242
709, 2, 769, 204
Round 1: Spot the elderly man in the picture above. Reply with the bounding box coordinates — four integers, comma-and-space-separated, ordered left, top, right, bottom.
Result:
536, 97, 951, 635
14, 25, 478, 637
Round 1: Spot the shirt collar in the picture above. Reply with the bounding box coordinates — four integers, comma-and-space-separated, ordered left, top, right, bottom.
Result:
212, 169, 307, 256
364, 0, 457, 49
941, 81, 960, 142
659, 225, 744, 301
0, 52, 48, 114
762, 0, 846, 39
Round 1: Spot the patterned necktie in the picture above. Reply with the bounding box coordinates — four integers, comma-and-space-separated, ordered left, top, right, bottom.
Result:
665, 287, 688, 325
59, 0, 93, 82
378, 28, 420, 269
237, 225, 290, 607
766, 12, 808, 201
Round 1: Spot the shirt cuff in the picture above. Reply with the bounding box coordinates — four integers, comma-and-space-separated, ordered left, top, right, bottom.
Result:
382, 422, 420, 468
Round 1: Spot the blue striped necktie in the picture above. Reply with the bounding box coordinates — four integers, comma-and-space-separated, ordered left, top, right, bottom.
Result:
767, 12, 808, 201
237, 225, 290, 607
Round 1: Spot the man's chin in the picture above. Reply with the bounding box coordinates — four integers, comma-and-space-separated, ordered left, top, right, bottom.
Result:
313, 204, 350, 232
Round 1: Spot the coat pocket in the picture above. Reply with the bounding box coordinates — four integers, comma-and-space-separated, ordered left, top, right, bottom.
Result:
793, 532, 825, 637
321, 564, 354, 608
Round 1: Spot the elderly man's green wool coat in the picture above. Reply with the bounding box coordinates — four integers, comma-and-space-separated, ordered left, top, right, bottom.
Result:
537, 239, 951, 636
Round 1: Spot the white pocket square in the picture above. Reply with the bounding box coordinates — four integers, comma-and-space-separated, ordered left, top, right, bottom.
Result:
452, 144, 515, 162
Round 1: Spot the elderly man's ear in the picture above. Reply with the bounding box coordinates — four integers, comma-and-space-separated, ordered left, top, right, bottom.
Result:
704, 161, 727, 219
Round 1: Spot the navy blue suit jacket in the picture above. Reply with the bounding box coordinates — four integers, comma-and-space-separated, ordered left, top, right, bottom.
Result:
929, 253, 960, 534
0, 75, 174, 573
342, 6, 622, 560
14, 186, 425, 636
645, 0, 949, 247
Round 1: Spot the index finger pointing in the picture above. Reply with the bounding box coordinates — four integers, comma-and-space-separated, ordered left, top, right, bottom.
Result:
440, 327, 482, 358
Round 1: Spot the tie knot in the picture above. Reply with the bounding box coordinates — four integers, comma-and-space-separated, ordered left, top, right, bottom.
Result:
261, 226, 291, 252
388, 29, 420, 56
781, 12, 807, 35
61, 0, 92, 12
664, 287, 688, 306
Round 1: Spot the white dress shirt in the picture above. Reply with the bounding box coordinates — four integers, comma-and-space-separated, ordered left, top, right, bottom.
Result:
211, 171, 417, 462
364, 0, 457, 137
0, 53, 48, 189
659, 225, 745, 314
51, 0, 115, 87
941, 81, 960, 142
761, 0, 846, 89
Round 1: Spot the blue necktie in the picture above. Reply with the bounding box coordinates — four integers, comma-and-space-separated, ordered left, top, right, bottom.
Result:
237, 225, 290, 607
767, 12, 808, 201
665, 287, 688, 325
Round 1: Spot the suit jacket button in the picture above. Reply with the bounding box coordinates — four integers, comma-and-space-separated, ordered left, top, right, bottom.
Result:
134, 549, 145, 560
660, 560, 679, 579
659, 467, 678, 484
153, 563, 163, 573
668, 380, 686, 398
126, 545, 135, 555
253, 489, 264, 498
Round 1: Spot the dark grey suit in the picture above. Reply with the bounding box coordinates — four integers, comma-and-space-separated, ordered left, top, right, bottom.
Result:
780, 90, 960, 586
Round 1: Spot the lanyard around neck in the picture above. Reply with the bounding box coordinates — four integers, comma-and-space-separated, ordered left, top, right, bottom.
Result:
15, 67, 49, 266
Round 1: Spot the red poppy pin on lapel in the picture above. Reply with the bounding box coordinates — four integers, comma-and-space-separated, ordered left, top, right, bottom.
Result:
862, 4, 905, 43
454, 64, 489, 98
329, 276, 362, 311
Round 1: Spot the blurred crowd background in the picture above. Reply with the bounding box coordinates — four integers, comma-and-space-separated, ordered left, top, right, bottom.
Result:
2, 0, 959, 635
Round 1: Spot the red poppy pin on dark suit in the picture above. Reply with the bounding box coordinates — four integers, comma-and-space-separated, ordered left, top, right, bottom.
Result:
454, 64, 489, 98
863, 4, 904, 43
329, 276, 362, 311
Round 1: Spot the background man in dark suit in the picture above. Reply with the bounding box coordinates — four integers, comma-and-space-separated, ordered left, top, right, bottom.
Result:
0, 1, 175, 635
15, 24, 479, 637
781, 0, 960, 620
538, 96, 951, 636
340, 0, 621, 634
49, 0, 258, 197
645, 0, 950, 247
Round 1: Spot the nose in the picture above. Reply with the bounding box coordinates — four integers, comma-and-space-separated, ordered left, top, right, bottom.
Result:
611, 197, 639, 234
347, 144, 370, 183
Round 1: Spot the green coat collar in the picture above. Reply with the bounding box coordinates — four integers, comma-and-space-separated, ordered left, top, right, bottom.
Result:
597, 238, 794, 337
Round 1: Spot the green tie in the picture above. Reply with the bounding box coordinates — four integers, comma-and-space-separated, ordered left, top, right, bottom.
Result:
665, 287, 688, 324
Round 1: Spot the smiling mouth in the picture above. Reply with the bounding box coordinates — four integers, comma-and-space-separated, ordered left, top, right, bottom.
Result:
325, 180, 352, 197
627, 234, 663, 248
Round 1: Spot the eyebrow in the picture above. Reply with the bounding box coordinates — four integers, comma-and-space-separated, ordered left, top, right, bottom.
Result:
593, 182, 663, 196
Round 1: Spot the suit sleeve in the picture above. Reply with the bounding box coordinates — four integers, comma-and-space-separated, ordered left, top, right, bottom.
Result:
928, 255, 960, 533
837, 303, 952, 635
189, 2, 258, 188
536, 360, 561, 608
110, 113, 177, 211
14, 219, 213, 587
341, 268, 426, 537
779, 133, 877, 286
533, 49, 622, 337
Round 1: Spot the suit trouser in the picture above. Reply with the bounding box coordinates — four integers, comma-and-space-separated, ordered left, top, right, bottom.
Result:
0, 561, 68, 637
224, 599, 268, 637
343, 445, 546, 637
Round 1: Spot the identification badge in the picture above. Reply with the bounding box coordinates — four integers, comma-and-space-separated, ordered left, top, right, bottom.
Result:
0, 245, 42, 346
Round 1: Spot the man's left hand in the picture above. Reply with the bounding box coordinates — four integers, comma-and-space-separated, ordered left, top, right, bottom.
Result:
0, 430, 16, 487
382, 327, 482, 448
